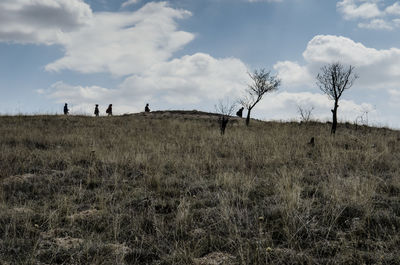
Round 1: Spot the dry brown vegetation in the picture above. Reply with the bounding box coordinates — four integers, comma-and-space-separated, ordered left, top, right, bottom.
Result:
0, 111, 399, 264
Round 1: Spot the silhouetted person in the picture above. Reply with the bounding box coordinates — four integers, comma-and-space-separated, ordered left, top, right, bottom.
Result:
106, 104, 112, 116
94, 104, 99, 117
145, 103, 150, 113
63, 103, 69, 115
236, 107, 244, 118
308, 137, 315, 147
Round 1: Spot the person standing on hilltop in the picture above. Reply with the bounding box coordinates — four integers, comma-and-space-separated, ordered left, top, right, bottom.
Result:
94, 104, 99, 117
63, 103, 69, 115
106, 104, 112, 116
145, 103, 150, 113
236, 107, 244, 118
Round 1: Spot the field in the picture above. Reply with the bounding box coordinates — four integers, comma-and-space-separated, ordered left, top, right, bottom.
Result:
0, 111, 399, 264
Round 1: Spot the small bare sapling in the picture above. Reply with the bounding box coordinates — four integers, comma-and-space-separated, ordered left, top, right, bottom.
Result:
215, 99, 236, 135
297, 104, 315, 123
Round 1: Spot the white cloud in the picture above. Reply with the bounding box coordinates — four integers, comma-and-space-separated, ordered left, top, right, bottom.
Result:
386, 2, 400, 15
0, 1, 195, 77
337, 0, 400, 30
45, 2, 194, 76
47, 81, 115, 103
303, 35, 384, 66
273, 61, 312, 87
389, 88, 400, 103
0, 0, 92, 44
393, 18, 400, 27
337, 0, 382, 20
121, 0, 140, 8
358, 18, 393, 30
120, 53, 249, 105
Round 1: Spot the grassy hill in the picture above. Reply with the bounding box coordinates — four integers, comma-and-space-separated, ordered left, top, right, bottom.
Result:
0, 112, 399, 264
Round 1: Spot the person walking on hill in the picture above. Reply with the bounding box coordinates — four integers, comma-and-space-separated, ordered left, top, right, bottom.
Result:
236, 107, 244, 118
94, 104, 99, 117
145, 103, 150, 113
106, 104, 112, 116
63, 103, 69, 115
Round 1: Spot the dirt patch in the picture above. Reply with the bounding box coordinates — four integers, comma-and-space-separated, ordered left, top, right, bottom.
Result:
106, 243, 131, 255
189, 228, 206, 239
54, 236, 84, 250
1, 174, 39, 186
12, 207, 34, 215
67, 209, 100, 221
194, 252, 236, 265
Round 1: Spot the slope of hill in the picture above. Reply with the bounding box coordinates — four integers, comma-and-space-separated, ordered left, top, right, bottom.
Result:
0, 112, 399, 264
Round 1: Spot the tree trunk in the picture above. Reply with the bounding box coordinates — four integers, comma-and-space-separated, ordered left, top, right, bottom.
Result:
220, 117, 229, 135
331, 101, 338, 134
246, 108, 251, 126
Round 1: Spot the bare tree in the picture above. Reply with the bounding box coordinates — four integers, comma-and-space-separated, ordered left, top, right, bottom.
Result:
316, 62, 358, 134
354, 105, 374, 130
297, 104, 315, 123
239, 69, 280, 126
356, 105, 373, 126
215, 99, 236, 135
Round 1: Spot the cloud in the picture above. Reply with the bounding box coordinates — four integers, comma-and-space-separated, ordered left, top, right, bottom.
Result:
121, 0, 140, 8
337, 0, 382, 20
0, 1, 195, 77
358, 18, 393, 30
273, 61, 312, 87
45, 2, 194, 76
120, 53, 249, 105
0, 0, 92, 44
275, 35, 400, 90
386, 2, 400, 15
337, 0, 400, 30
389, 89, 400, 103
46, 81, 116, 103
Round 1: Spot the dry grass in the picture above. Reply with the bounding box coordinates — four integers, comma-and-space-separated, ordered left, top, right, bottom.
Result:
0, 111, 399, 264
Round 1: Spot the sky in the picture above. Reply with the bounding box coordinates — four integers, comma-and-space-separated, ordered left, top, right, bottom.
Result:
1, 0, 400, 128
